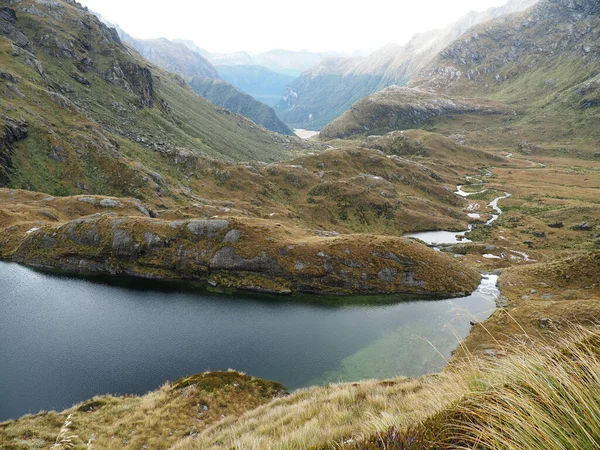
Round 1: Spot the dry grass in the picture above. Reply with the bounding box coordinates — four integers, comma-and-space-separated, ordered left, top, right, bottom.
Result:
172, 374, 471, 450
173, 327, 600, 450
339, 327, 600, 450
448, 329, 600, 449
0, 371, 285, 450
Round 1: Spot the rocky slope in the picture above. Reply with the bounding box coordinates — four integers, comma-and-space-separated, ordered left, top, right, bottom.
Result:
320, 86, 512, 139
0, 0, 309, 199
118, 35, 219, 80
322, 0, 600, 146
275, 0, 538, 130
108, 25, 293, 135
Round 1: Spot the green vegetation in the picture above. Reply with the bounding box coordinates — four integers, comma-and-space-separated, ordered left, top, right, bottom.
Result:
0, 0, 305, 199
189, 77, 293, 135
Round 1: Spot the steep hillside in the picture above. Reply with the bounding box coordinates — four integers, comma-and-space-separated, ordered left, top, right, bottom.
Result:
322, 0, 600, 149
112, 28, 293, 135
0, 0, 304, 199
189, 77, 292, 135
119, 36, 219, 80
275, 0, 538, 130
216, 64, 295, 106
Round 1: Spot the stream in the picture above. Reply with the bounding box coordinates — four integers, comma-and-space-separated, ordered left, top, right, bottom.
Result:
405, 169, 511, 246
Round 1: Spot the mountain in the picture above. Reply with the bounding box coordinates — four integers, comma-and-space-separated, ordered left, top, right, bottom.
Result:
175, 41, 352, 77
275, 0, 539, 130
0, 0, 304, 198
189, 78, 292, 134
216, 65, 295, 106
106, 27, 293, 135
119, 37, 219, 80
322, 0, 600, 150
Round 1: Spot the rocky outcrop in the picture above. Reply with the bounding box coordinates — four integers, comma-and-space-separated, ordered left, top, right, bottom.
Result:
103, 60, 154, 108
320, 87, 511, 139
0, 116, 28, 186
0, 7, 32, 51
8, 216, 480, 296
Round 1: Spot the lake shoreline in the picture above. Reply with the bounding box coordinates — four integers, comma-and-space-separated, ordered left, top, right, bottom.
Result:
0, 262, 497, 421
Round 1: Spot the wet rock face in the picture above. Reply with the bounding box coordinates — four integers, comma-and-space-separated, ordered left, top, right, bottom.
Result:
0, 116, 28, 186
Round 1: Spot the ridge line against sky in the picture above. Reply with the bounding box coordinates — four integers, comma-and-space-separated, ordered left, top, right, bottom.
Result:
80, 0, 513, 54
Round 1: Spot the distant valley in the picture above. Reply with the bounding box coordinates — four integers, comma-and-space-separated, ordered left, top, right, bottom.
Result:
215, 64, 295, 106
275, 0, 539, 129
2, 0, 600, 449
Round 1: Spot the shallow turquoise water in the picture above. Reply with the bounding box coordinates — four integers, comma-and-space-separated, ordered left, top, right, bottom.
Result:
0, 262, 497, 420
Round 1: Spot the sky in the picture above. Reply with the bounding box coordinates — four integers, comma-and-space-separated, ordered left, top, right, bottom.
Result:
81, 0, 511, 54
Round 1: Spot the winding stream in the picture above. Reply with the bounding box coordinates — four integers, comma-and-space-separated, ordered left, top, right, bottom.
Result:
405, 169, 510, 246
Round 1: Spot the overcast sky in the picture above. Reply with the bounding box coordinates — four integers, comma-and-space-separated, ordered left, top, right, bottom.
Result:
81, 0, 511, 54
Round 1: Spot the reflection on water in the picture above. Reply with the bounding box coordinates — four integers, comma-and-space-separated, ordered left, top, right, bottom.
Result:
0, 263, 496, 420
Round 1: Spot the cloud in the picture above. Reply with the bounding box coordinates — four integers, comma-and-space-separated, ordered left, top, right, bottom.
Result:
82, 0, 509, 53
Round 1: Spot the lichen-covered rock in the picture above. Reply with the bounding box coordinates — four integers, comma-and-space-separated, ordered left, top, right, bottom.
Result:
223, 229, 241, 243
143, 232, 164, 251
7, 215, 480, 297
211, 247, 282, 274
99, 199, 124, 208
0, 115, 28, 186
187, 220, 230, 239
112, 229, 139, 259
377, 268, 398, 283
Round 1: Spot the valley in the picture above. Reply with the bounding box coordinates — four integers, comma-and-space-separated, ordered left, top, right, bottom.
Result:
1, 0, 600, 449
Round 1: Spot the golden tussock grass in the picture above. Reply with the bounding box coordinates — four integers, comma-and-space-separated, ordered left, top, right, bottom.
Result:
0, 371, 285, 450
172, 373, 472, 449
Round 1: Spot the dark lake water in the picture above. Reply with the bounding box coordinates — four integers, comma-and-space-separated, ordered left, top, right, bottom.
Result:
0, 262, 497, 421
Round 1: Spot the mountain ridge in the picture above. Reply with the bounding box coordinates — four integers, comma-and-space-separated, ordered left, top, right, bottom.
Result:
95, 20, 294, 135
275, 0, 539, 129
0, 0, 305, 198
321, 0, 600, 148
